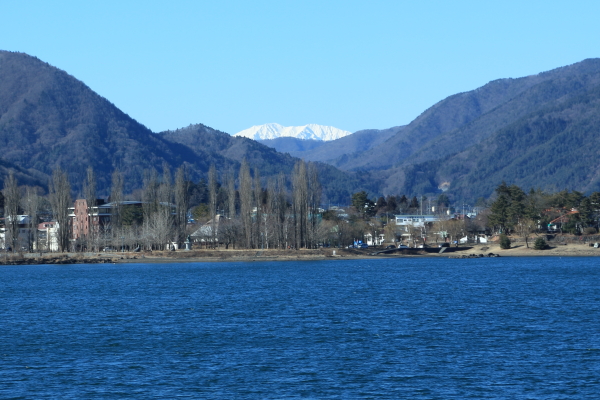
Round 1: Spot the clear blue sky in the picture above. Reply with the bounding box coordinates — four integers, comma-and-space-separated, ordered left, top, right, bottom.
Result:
2, 1, 599, 135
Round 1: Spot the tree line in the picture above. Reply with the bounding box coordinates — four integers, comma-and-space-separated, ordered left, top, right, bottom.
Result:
1, 158, 325, 252
486, 182, 600, 245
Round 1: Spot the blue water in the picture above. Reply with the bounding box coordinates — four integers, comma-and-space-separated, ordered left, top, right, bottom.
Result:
1, 257, 599, 399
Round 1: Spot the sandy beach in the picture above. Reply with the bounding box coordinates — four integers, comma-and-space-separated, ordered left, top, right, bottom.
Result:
2, 241, 599, 266
92, 241, 600, 262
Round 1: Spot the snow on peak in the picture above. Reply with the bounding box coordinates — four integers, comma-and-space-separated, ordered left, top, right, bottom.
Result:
233, 123, 351, 141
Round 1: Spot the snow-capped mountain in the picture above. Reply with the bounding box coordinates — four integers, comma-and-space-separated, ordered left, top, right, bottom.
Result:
233, 123, 352, 141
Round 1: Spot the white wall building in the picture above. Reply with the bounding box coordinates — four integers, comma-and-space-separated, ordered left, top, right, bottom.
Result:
394, 214, 440, 229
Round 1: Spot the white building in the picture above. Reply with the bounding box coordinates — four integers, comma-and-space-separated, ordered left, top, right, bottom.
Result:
364, 232, 385, 246
394, 214, 440, 229
1, 215, 35, 251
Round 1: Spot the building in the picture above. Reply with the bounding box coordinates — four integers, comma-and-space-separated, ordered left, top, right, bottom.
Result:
191, 215, 226, 246
364, 232, 385, 246
0, 215, 34, 251
37, 221, 59, 251
394, 214, 440, 229
69, 199, 144, 240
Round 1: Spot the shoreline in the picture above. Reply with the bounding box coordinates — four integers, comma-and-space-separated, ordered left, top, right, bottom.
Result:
1, 242, 599, 265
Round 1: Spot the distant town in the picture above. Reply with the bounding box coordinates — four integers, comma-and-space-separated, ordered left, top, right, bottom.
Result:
2, 161, 599, 256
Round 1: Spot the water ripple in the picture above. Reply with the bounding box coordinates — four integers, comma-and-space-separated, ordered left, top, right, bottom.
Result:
1, 257, 599, 398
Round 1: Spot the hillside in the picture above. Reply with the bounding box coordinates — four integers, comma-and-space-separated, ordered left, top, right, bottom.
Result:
259, 126, 403, 164
379, 59, 600, 200
0, 51, 378, 203
0, 50, 205, 193
4, 50, 600, 204
396, 84, 600, 200
335, 59, 600, 175
160, 124, 382, 203
258, 137, 326, 154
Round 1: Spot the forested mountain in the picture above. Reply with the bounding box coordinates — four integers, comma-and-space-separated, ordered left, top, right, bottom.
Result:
0, 51, 377, 203
258, 137, 326, 155
259, 126, 403, 164
334, 61, 600, 173
159, 124, 381, 203
3, 49, 600, 204
303, 58, 600, 201
395, 83, 600, 200
0, 157, 47, 188
0, 51, 204, 193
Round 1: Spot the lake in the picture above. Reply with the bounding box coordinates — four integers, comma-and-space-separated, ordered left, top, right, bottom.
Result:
1, 257, 599, 398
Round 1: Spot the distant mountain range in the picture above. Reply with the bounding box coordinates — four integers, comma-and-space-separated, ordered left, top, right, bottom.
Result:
2, 49, 600, 204
234, 123, 351, 141
259, 126, 403, 164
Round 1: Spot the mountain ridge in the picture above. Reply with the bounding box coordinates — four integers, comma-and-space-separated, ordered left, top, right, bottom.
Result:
2, 50, 600, 203
0, 50, 378, 203
234, 123, 351, 141
259, 126, 403, 164
374, 58, 600, 199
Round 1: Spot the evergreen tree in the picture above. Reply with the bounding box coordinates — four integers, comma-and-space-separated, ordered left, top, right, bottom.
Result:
409, 196, 419, 210
533, 237, 548, 250
437, 194, 450, 207
351, 191, 375, 219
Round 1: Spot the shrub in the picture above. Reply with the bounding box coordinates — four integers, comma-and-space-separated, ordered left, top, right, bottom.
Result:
583, 227, 597, 235
533, 237, 548, 250
499, 234, 511, 249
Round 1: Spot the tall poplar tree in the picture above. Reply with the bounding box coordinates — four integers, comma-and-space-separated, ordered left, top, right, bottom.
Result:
22, 186, 41, 252
110, 169, 124, 229
208, 164, 218, 248
307, 162, 322, 248
84, 167, 98, 251
239, 159, 253, 248
49, 168, 71, 252
292, 160, 308, 248
226, 168, 236, 219
175, 165, 190, 244
3, 170, 20, 252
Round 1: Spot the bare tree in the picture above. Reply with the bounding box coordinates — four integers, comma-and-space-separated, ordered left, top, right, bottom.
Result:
266, 177, 278, 249
292, 160, 308, 248
253, 169, 263, 249
3, 170, 20, 252
49, 168, 71, 252
159, 162, 172, 205
208, 164, 218, 248
161, 164, 175, 245
140, 165, 175, 250
110, 169, 124, 229
142, 168, 160, 221
22, 186, 41, 252
84, 167, 98, 251
275, 173, 289, 248
239, 159, 253, 248
147, 205, 173, 250
226, 168, 236, 219
219, 217, 242, 249
175, 165, 190, 244
307, 162, 322, 248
